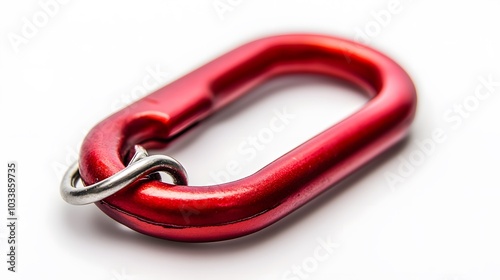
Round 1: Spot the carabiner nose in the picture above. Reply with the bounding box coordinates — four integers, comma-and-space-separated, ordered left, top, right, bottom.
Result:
70, 34, 416, 242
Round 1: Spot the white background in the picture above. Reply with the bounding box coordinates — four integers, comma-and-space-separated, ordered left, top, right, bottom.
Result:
1, 0, 500, 279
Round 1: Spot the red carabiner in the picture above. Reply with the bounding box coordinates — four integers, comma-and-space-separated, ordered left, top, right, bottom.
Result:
78, 34, 416, 242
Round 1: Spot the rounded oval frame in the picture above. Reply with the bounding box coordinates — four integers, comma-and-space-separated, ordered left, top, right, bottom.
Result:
78, 34, 417, 242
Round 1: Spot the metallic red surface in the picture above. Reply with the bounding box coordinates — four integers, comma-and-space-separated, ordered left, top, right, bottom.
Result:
79, 34, 416, 242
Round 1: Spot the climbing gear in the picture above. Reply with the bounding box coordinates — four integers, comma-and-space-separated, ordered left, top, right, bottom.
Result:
61, 34, 417, 242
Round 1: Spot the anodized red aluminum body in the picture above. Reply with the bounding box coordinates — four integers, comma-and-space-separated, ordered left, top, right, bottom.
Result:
79, 34, 416, 242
